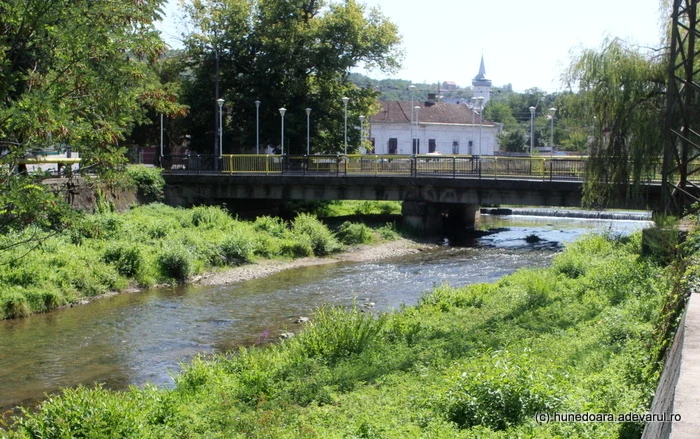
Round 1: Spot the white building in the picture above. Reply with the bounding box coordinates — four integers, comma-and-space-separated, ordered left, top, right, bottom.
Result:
369, 95, 500, 155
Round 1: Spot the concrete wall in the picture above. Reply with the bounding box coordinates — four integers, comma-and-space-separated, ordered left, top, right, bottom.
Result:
642, 293, 700, 439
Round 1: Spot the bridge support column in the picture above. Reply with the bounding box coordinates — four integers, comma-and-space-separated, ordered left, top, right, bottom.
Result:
401, 202, 480, 235
445, 204, 480, 231
402, 202, 443, 235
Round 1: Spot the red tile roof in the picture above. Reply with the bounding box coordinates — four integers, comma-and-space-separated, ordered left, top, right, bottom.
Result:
370, 101, 491, 125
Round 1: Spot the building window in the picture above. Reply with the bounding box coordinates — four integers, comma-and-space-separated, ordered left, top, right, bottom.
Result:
412, 138, 420, 155
388, 138, 397, 154
429, 139, 436, 153
452, 140, 459, 154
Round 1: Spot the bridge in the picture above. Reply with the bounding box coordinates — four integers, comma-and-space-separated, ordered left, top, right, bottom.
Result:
162, 154, 664, 233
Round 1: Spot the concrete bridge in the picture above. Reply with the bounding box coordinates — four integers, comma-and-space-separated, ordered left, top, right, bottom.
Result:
162, 154, 663, 233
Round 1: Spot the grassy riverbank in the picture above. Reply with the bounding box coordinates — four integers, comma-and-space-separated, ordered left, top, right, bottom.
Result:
3, 230, 685, 438
0, 203, 401, 320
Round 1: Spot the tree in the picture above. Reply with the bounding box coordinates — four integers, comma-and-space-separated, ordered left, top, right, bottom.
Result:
0, 0, 184, 235
565, 38, 666, 207
180, 0, 402, 154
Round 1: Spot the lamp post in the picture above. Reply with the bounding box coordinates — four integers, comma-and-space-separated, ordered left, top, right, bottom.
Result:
548, 107, 557, 158
306, 107, 311, 156
342, 96, 349, 154
255, 100, 261, 154
409, 85, 416, 153
470, 97, 476, 154
359, 115, 365, 151
217, 98, 224, 164
475, 96, 484, 155
529, 106, 536, 156
279, 107, 286, 156
414, 106, 421, 154
159, 112, 163, 162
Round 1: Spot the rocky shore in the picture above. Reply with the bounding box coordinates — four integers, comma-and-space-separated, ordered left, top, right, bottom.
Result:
195, 238, 434, 286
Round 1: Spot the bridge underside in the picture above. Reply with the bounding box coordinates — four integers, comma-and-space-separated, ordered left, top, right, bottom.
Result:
163, 174, 662, 234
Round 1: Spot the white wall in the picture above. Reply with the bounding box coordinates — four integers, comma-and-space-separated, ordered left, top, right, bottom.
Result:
370, 123, 499, 155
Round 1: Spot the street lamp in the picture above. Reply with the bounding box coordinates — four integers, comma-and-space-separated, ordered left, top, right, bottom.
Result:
409, 85, 416, 153
279, 107, 286, 156
217, 98, 224, 162
255, 100, 261, 154
475, 96, 484, 155
159, 112, 164, 162
359, 115, 365, 151
548, 107, 557, 158
306, 108, 312, 156
529, 106, 536, 156
414, 106, 421, 154
470, 97, 476, 154
342, 96, 349, 154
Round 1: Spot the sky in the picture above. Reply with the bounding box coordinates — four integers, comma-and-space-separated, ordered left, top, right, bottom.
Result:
156, 0, 666, 93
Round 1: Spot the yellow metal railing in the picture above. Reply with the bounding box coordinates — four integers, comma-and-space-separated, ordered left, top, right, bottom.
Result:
222, 154, 282, 174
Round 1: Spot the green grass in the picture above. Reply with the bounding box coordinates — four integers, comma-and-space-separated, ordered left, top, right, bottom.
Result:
3, 232, 682, 438
0, 204, 405, 319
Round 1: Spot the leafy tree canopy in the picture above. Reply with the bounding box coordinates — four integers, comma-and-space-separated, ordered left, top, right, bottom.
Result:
0, 0, 185, 235
180, 0, 402, 154
565, 38, 666, 207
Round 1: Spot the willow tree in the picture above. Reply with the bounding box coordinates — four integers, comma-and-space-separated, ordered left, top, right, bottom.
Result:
565, 38, 667, 208
180, 0, 402, 154
0, 0, 184, 234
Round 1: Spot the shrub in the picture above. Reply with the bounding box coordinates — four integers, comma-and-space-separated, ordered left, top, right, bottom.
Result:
158, 246, 192, 282
292, 213, 341, 256
291, 304, 387, 363
279, 237, 314, 258
377, 222, 401, 240
253, 216, 289, 238
220, 233, 256, 266
190, 206, 233, 229
0, 288, 30, 318
126, 165, 165, 203
440, 350, 561, 430
103, 242, 144, 278
336, 221, 375, 245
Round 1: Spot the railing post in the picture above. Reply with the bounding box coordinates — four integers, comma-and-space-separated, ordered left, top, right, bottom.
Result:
453, 156, 456, 179
550, 160, 553, 182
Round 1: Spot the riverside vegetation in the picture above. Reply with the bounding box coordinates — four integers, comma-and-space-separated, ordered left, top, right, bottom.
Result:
0, 166, 402, 320
2, 221, 696, 437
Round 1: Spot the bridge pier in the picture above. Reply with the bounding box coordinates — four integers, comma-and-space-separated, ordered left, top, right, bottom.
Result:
401, 202, 479, 235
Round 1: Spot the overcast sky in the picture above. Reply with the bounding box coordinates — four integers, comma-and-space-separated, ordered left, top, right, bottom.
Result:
156, 0, 666, 92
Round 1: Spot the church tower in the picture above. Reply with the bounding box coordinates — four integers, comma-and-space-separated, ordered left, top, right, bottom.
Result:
472, 55, 492, 106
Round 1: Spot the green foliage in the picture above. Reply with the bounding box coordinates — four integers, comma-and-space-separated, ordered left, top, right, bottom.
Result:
336, 221, 375, 245
219, 232, 256, 266
125, 165, 165, 203
103, 242, 144, 278
157, 245, 192, 282
181, 0, 401, 154
6, 234, 678, 438
376, 221, 401, 240
566, 38, 666, 207
440, 350, 561, 430
292, 213, 342, 256
291, 304, 387, 363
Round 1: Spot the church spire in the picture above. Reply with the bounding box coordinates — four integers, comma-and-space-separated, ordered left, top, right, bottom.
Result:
472, 53, 492, 105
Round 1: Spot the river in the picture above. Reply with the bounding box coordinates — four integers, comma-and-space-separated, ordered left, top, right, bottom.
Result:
0, 214, 650, 414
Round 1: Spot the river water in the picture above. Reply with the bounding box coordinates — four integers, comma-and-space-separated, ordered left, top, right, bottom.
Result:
0, 215, 650, 413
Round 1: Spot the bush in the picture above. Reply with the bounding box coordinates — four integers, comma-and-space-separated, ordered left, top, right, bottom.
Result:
253, 216, 289, 238
190, 206, 234, 229
220, 233, 256, 266
0, 288, 30, 318
336, 221, 375, 245
292, 213, 341, 256
126, 165, 165, 203
291, 305, 387, 363
103, 242, 144, 278
440, 350, 561, 430
377, 222, 401, 240
158, 247, 192, 282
